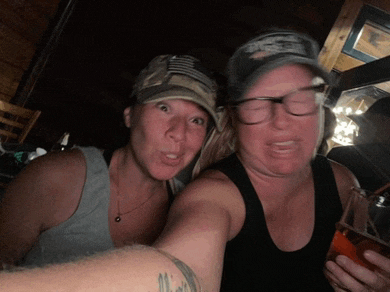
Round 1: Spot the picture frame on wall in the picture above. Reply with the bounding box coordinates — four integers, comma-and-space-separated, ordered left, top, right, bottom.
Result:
343, 4, 390, 63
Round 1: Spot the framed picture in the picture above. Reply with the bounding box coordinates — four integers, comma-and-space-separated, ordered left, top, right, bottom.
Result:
342, 5, 390, 63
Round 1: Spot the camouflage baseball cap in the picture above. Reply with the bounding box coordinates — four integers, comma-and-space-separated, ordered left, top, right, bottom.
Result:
131, 55, 222, 131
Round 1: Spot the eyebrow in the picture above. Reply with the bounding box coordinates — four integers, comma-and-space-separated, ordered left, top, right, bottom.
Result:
234, 84, 325, 104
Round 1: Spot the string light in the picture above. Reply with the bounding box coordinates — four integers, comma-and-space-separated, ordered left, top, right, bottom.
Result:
331, 106, 362, 146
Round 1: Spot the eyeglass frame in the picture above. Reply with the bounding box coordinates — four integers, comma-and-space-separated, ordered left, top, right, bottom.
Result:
228, 84, 327, 125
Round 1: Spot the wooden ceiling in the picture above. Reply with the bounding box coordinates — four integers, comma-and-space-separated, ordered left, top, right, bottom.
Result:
24, 0, 345, 149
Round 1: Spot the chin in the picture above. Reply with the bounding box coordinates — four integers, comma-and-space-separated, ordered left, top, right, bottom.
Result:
270, 156, 309, 176
269, 166, 298, 176
149, 167, 181, 181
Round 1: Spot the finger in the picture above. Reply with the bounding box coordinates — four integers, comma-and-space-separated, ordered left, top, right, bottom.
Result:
364, 250, 390, 276
336, 255, 389, 291
363, 251, 390, 292
324, 263, 350, 291
325, 260, 359, 291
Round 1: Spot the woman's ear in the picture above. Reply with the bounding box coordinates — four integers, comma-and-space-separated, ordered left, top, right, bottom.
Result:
123, 107, 132, 128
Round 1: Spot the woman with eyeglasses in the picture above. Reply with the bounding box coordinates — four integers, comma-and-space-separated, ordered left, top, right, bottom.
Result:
153, 29, 390, 292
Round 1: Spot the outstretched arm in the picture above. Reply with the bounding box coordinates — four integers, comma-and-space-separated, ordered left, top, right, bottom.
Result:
1, 245, 203, 292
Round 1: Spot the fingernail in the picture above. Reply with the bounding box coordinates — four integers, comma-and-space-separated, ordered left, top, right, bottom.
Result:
363, 250, 373, 258
336, 255, 347, 265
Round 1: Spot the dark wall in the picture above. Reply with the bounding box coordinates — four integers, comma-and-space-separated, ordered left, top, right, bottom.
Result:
24, 0, 345, 149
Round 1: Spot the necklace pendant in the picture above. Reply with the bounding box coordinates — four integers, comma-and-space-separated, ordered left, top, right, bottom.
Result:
115, 216, 121, 222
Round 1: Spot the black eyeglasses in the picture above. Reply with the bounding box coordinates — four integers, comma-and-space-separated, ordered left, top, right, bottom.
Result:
229, 84, 327, 125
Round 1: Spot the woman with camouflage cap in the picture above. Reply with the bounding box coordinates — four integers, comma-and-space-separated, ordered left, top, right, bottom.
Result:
0, 55, 222, 269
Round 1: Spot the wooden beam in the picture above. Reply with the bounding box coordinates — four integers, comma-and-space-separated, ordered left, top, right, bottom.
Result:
319, 0, 364, 71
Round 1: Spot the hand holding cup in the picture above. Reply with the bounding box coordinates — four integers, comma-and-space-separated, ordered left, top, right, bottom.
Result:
325, 187, 390, 291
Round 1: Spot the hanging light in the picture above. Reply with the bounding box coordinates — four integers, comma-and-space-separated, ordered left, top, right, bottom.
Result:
331, 101, 366, 146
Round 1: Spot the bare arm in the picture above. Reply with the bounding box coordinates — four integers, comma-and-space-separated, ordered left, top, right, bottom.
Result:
153, 170, 246, 292
0, 149, 85, 268
1, 245, 203, 292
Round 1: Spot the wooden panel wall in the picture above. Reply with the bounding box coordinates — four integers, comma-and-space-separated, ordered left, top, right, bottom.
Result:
0, 0, 61, 102
319, 0, 390, 72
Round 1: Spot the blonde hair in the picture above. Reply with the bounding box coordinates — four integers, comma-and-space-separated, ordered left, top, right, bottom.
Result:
192, 108, 236, 178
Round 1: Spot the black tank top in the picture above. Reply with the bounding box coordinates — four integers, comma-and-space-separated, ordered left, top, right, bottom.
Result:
210, 153, 342, 291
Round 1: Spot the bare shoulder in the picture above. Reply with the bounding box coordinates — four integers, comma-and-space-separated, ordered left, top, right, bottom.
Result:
2, 148, 87, 227
328, 158, 360, 208
9, 148, 86, 192
176, 169, 240, 207
172, 169, 245, 239
0, 148, 88, 266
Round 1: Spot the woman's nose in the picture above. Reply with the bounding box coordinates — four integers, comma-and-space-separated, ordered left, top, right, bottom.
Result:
271, 103, 290, 129
167, 117, 186, 142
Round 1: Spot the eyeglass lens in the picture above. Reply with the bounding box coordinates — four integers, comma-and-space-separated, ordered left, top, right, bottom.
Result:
236, 88, 323, 124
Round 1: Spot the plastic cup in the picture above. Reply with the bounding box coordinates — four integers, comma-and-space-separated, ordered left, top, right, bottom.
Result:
326, 187, 390, 271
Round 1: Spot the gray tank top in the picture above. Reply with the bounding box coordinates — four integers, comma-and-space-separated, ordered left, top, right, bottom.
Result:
22, 147, 115, 267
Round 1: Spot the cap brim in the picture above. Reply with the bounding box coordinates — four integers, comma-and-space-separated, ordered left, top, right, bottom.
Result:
143, 88, 222, 132
243, 56, 333, 98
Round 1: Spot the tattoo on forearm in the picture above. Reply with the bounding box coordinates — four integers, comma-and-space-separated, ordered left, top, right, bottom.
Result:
158, 273, 169, 292
159, 272, 192, 292
156, 250, 201, 292
172, 257, 198, 291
